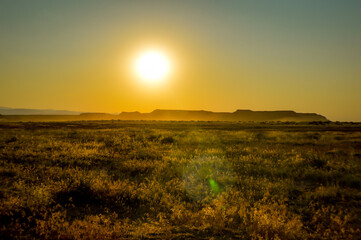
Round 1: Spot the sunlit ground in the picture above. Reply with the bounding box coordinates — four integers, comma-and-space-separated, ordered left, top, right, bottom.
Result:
0, 121, 360, 239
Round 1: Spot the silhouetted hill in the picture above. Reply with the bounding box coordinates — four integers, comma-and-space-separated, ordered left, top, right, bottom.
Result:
119, 109, 328, 122
0, 107, 328, 122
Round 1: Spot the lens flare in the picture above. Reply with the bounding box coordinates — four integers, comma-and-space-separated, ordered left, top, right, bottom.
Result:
209, 179, 221, 194
182, 155, 235, 201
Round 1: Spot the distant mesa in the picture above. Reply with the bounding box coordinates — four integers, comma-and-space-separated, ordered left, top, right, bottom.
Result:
118, 109, 328, 122
0, 107, 328, 122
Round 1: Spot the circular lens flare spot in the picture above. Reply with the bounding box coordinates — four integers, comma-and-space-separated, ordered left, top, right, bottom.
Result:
182, 155, 235, 201
209, 179, 221, 194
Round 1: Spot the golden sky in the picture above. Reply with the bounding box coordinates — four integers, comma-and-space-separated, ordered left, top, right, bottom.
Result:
0, 1, 360, 121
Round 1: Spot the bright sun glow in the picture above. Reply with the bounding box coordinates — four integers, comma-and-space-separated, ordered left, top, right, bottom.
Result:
134, 50, 171, 82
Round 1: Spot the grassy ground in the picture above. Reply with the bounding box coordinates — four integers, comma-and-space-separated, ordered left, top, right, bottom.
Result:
0, 121, 360, 239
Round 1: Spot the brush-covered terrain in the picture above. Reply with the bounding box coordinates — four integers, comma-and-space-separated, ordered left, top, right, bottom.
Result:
0, 121, 360, 239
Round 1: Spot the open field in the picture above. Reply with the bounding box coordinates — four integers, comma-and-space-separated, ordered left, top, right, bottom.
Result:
1, 121, 361, 239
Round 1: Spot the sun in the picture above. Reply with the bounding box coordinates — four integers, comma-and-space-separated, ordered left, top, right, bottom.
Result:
134, 50, 171, 83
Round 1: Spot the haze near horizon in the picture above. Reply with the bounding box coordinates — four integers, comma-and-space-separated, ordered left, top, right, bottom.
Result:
1, 0, 361, 121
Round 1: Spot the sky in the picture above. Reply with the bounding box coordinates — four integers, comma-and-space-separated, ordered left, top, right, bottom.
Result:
0, 0, 360, 121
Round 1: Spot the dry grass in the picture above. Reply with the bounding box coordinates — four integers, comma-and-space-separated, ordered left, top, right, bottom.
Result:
0, 121, 360, 239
